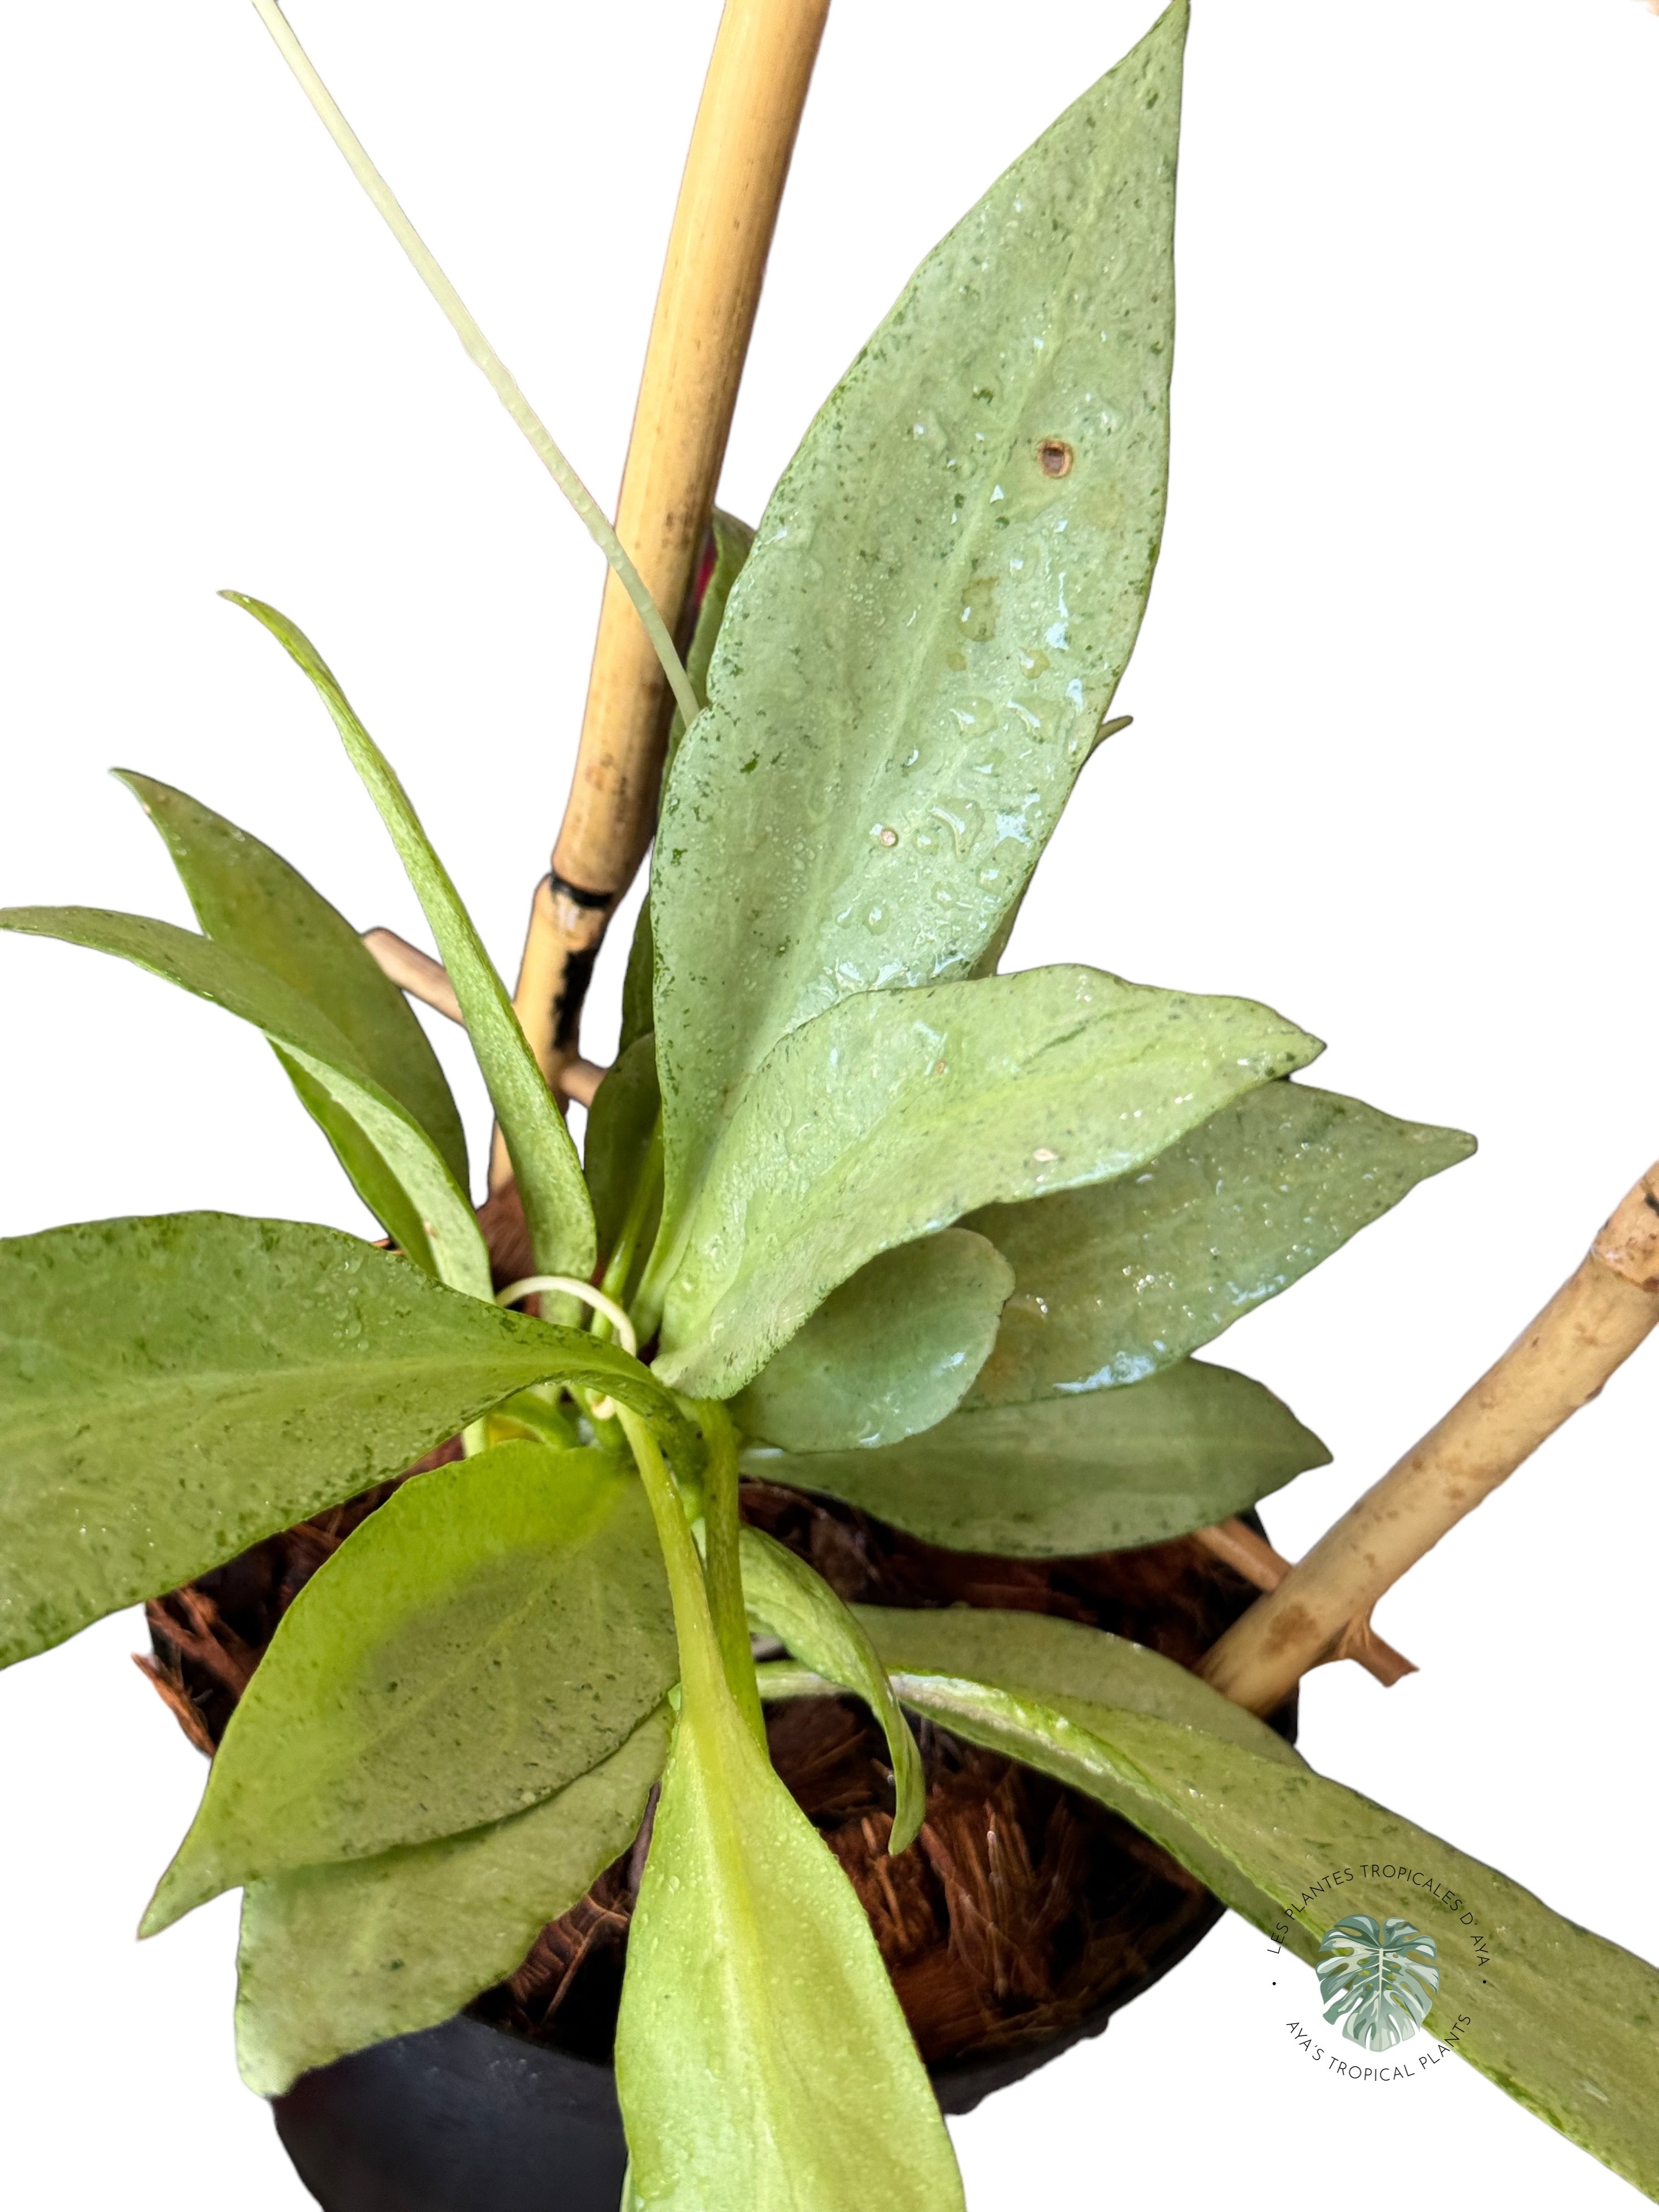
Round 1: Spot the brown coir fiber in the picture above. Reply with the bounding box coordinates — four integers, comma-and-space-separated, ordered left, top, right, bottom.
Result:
141, 1185, 1291, 2074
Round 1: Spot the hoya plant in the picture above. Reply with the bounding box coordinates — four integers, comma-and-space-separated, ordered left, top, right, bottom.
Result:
3, 4, 1656, 2209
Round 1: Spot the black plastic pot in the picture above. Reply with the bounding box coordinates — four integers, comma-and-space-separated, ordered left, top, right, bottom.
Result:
273, 1989, 1139, 2212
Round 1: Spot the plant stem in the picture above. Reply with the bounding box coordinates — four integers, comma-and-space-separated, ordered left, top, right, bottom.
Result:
617, 1405, 727, 1717
1203, 1161, 1659, 1714
501, 0, 832, 1122
248, 0, 697, 731
599, 1118, 665, 1314
695, 1399, 766, 1749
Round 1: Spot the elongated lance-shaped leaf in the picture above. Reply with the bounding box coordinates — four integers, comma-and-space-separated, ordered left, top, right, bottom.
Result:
744, 1357, 1328, 1556
758, 1601, 1300, 1924
613, 1412, 962, 2212
618, 510, 755, 1062
236, 1704, 670, 2095
145, 1442, 675, 1933
116, 770, 467, 1185
732, 1228, 1012, 1451
0, 906, 489, 1297
735, 1526, 924, 1852
226, 594, 595, 1283
585, 1032, 662, 1260
833, 1623, 1659, 2202
0, 1213, 680, 1669
652, 4, 1188, 1265
647, 961, 1321, 1397
966, 1079, 1474, 1406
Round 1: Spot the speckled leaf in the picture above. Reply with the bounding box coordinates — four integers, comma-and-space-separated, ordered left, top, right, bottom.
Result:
235, 1705, 670, 2095
0, 906, 490, 1297
742, 1359, 1328, 1556
145, 1442, 676, 1933
731, 1229, 1012, 1451
614, 1624, 962, 2212
620, 510, 755, 1060
859, 1653, 1659, 2200
585, 1033, 662, 1258
652, 5, 1187, 1263
735, 1526, 925, 1851
116, 770, 467, 1187
0, 1214, 673, 1669
228, 594, 594, 1283
760, 1601, 1299, 1920
647, 962, 1319, 1397
967, 1080, 1474, 1406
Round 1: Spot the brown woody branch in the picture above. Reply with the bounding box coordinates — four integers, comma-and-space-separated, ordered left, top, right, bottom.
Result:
1201, 1161, 1659, 1716
1191, 1519, 1415, 1689
498, 0, 831, 1189
364, 928, 605, 1107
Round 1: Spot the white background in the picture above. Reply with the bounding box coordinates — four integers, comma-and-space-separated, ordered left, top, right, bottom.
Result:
1, 1, 1655, 2204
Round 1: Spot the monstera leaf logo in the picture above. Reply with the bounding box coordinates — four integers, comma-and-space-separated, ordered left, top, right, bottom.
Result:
1316, 1915, 1441, 2051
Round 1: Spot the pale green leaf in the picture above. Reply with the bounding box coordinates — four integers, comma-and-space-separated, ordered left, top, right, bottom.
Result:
735, 1526, 925, 1852
966, 1080, 1474, 1406
742, 1359, 1329, 1556
585, 1032, 662, 1258
145, 1441, 675, 1933
0, 906, 490, 1297
116, 770, 467, 1187
648, 962, 1319, 1397
0, 1213, 674, 1669
272, 1044, 436, 1272
731, 1228, 1012, 1451
859, 1652, 1659, 2200
619, 511, 755, 1060
227, 594, 595, 1282
763, 1599, 1299, 1921
235, 1704, 670, 2095
652, 5, 1188, 1261
614, 1635, 962, 2212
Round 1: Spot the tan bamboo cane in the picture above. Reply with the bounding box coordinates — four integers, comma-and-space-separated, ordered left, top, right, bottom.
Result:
494, 0, 831, 1189
1202, 1162, 1659, 1715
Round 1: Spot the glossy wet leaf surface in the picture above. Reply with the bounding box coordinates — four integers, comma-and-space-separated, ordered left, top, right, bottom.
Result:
146, 1442, 676, 1929
229, 594, 595, 1282
235, 1706, 672, 2095
614, 1627, 961, 2212
651, 962, 1318, 1397
735, 1526, 925, 1852
731, 1228, 1012, 1451
585, 1032, 662, 1258
652, 5, 1187, 1265
742, 1358, 1328, 1556
864, 1658, 1659, 2200
0, 906, 490, 1296
966, 1080, 1473, 1405
117, 770, 467, 1188
0, 1214, 669, 1668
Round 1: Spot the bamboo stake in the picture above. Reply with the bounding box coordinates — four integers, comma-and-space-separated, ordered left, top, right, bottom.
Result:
501, 0, 831, 1171
1201, 1162, 1659, 1715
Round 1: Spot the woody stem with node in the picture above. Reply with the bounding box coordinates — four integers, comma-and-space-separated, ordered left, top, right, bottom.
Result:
497, 0, 831, 1186
1201, 1161, 1659, 1716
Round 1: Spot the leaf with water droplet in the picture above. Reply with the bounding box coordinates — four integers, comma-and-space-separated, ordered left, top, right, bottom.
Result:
651, 4, 1188, 1266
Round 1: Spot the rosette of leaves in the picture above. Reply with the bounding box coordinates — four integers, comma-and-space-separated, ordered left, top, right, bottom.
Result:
3, 8, 1659, 2209
1317, 1916, 1441, 2052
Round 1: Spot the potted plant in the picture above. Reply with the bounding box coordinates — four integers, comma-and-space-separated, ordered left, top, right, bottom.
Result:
2, 2, 1655, 2208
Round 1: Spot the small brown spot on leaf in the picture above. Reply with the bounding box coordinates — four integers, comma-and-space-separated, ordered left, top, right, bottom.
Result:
1037, 439, 1074, 478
